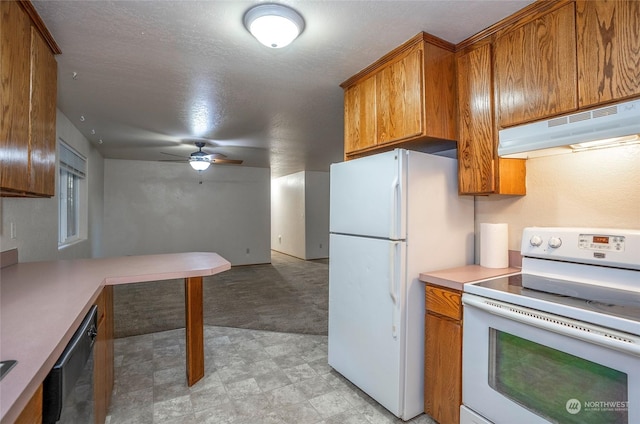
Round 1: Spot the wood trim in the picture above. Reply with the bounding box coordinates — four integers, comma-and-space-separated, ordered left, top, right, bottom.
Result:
340, 32, 455, 88
455, 0, 574, 51
17, 1, 61, 54
184, 276, 204, 386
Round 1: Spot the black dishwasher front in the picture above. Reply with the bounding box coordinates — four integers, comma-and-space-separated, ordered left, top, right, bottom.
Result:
43, 305, 98, 423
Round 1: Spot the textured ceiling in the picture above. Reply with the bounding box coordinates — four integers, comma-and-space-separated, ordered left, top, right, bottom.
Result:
33, 0, 534, 177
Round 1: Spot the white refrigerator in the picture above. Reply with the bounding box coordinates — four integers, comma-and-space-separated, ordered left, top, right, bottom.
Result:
328, 149, 474, 420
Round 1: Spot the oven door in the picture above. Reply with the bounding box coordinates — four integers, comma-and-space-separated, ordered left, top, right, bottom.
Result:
462, 293, 639, 424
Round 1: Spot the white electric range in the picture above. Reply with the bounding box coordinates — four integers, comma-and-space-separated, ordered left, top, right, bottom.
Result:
461, 227, 640, 424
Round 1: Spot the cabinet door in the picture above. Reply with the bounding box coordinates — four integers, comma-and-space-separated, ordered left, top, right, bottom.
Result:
344, 75, 376, 154
457, 44, 495, 194
376, 47, 423, 145
577, 0, 640, 108
0, 1, 32, 194
29, 27, 57, 196
425, 313, 461, 424
495, 3, 577, 127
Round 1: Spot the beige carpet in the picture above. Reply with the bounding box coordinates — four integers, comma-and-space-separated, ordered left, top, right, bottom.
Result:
113, 251, 329, 338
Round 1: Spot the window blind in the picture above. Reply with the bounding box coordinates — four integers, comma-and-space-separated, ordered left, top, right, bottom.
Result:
59, 141, 86, 178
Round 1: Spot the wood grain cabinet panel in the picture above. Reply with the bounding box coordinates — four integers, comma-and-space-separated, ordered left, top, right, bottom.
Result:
457, 43, 526, 195
457, 44, 496, 194
94, 286, 114, 424
0, 1, 58, 197
425, 285, 461, 320
576, 0, 640, 108
376, 46, 423, 145
1, 0, 32, 194
341, 32, 456, 158
424, 285, 462, 424
495, 2, 578, 128
28, 26, 58, 196
344, 75, 377, 153
13, 384, 43, 424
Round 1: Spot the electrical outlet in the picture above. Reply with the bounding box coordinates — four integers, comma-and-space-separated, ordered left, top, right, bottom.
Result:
10, 222, 17, 239
246, 248, 250, 254
319, 243, 322, 249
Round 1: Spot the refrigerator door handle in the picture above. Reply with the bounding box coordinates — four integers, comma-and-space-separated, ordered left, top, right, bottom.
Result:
390, 176, 400, 239
389, 242, 400, 339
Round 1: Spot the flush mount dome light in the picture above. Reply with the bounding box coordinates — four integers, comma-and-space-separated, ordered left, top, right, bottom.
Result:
243, 4, 305, 48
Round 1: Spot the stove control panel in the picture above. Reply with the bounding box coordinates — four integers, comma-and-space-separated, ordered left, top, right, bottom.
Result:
578, 234, 625, 252
521, 227, 640, 270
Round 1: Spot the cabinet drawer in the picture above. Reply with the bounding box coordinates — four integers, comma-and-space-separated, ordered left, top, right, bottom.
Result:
425, 285, 461, 320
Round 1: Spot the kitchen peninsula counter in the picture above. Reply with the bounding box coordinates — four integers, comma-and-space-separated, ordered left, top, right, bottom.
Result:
0, 252, 230, 424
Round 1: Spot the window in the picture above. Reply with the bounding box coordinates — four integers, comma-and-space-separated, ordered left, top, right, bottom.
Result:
58, 141, 86, 246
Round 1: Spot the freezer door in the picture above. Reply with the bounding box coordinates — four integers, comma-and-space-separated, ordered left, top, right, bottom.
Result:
328, 233, 407, 417
330, 149, 406, 240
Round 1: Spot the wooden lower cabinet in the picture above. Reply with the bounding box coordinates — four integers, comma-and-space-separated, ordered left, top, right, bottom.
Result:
14, 384, 43, 424
424, 284, 462, 424
94, 286, 114, 424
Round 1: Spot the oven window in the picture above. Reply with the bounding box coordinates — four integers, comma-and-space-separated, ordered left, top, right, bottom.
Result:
488, 329, 628, 423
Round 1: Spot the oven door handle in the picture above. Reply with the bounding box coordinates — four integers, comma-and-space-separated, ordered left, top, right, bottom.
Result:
463, 294, 640, 357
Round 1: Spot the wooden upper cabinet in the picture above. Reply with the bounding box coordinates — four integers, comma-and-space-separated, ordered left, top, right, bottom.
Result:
457, 43, 526, 195
376, 46, 424, 145
1, 1, 32, 194
495, 2, 578, 128
457, 44, 495, 194
0, 1, 59, 198
576, 0, 640, 108
341, 32, 456, 158
29, 27, 58, 197
344, 75, 377, 153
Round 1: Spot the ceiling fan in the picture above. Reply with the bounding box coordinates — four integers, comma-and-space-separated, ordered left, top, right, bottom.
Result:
160, 142, 243, 171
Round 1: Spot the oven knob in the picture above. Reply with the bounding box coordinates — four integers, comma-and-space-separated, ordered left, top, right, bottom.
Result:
548, 237, 562, 249
530, 235, 543, 247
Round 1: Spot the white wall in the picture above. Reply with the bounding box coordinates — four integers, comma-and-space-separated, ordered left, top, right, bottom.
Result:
305, 171, 330, 259
271, 171, 329, 260
0, 109, 104, 262
271, 172, 306, 257
102, 159, 270, 265
475, 145, 640, 259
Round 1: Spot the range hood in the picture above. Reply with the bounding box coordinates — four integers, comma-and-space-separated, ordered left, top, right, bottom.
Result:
498, 98, 640, 158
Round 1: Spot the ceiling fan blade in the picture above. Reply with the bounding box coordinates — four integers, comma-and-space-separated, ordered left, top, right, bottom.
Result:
160, 151, 189, 159
158, 159, 188, 163
203, 152, 228, 159
212, 158, 243, 165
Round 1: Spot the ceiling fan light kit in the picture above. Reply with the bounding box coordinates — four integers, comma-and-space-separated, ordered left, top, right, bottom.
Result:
188, 141, 212, 170
243, 4, 305, 48
189, 158, 211, 171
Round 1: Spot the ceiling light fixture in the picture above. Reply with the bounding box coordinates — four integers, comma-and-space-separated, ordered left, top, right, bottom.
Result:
189, 157, 211, 171
243, 4, 305, 48
189, 143, 211, 171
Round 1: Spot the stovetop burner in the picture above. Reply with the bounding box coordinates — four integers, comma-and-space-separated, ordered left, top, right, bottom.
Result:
466, 227, 640, 336
467, 274, 640, 335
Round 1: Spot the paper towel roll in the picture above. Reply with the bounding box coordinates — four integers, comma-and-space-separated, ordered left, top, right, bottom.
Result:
480, 223, 509, 268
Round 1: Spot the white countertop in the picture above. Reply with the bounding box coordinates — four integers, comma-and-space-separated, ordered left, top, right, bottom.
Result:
0, 252, 230, 423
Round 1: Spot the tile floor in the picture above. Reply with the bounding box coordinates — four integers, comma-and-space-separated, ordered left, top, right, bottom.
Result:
107, 326, 436, 424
